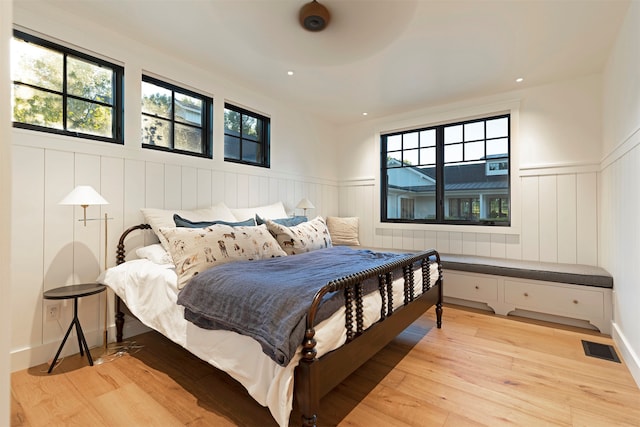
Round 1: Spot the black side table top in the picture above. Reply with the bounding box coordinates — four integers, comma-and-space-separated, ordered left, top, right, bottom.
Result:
44, 283, 106, 300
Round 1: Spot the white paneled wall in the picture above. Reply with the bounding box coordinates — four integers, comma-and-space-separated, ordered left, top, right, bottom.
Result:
600, 1, 640, 377
600, 141, 640, 385
339, 169, 598, 264
10, 143, 338, 371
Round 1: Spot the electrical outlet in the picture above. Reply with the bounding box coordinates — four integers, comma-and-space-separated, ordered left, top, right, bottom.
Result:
46, 304, 60, 321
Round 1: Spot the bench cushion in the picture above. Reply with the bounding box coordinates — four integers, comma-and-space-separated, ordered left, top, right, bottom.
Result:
440, 254, 613, 289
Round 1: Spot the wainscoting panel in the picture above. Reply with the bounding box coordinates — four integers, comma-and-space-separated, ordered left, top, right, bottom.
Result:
338, 170, 598, 263
538, 175, 559, 263
577, 172, 598, 266
145, 162, 165, 209
11, 146, 45, 351
197, 168, 213, 208
520, 176, 540, 260
557, 174, 578, 264
10, 144, 339, 370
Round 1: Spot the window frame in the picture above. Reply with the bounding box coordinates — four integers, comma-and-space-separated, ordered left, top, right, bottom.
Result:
223, 103, 271, 168
141, 75, 213, 159
381, 113, 511, 227
11, 29, 124, 144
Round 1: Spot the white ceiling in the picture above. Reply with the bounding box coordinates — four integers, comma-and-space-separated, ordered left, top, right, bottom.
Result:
17, 0, 630, 125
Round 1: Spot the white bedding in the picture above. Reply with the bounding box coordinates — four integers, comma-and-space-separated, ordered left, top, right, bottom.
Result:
100, 257, 439, 426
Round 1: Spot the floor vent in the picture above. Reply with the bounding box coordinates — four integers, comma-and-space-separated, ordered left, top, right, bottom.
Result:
582, 340, 620, 363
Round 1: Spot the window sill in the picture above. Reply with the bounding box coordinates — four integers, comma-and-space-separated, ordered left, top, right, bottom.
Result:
375, 221, 520, 235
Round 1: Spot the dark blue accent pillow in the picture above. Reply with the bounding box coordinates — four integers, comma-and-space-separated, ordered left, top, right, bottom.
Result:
256, 214, 307, 227
173, 214, 256, 228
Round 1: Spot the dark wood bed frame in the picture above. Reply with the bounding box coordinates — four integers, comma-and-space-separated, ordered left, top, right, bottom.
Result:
114, 223, 443, 427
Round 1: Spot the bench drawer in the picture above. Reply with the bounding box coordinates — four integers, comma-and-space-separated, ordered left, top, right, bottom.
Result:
504, 280, 603, 319
445, 272, 498, 303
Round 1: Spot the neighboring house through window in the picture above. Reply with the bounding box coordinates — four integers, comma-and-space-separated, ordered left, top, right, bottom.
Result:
224, 103, 270, 168
141, 75, 213, 158
381, 114, 510, 226
11, 30, 124, 143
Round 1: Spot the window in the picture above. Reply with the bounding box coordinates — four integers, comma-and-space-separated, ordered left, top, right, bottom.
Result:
141, 75, 213, 158
224, 103, 270, 168
11, 30, 124, 144
381, 114, 510, 226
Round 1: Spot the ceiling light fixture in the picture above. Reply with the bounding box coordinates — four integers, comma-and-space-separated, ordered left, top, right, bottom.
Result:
516, 77, 524, 83
299, 0, 331, 32
287, 70, 294, 76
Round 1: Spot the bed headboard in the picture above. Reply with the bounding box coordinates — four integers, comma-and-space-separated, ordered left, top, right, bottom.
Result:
116, 223, 152, 265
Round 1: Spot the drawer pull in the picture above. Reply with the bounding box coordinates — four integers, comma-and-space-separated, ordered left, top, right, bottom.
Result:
573, 299, 579, 304
475, 285, 479, 290
524, 292, 529, 297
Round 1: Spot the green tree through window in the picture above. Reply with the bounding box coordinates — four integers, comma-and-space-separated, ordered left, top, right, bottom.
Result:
11, 30, 123, 143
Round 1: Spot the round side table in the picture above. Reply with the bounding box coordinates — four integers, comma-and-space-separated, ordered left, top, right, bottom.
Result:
43, 283, 106, 373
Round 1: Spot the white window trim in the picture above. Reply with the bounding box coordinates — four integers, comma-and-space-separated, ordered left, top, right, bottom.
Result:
374, 99, 521, 235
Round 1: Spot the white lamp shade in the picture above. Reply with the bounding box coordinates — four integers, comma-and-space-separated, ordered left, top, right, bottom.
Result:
296, 198, 315, 210
59, 185, 109, 206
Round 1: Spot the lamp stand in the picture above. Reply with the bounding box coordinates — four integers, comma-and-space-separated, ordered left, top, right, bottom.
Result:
95, 212, 111, 364
103, 212, 108, 350
81, 205, 89, 226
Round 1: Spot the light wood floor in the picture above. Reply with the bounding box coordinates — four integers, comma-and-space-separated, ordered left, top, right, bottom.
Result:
11, 305, 640, 427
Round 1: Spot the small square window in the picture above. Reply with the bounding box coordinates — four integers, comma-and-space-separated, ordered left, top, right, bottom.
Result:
141, 75, 212, 158
224, 103, 270, 168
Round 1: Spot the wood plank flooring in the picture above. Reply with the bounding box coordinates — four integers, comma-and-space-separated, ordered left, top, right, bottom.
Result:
11, 305, 640, 426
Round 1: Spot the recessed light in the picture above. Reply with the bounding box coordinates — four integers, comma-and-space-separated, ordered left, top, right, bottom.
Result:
516, 77, 524, 83
287, 70, 294, 76
362, 112, 368, 116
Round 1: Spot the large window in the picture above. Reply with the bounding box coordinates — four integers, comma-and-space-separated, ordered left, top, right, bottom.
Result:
11, 30, 124, 143
141, 75, 213, 158
381, 114, 510, 226
224, 103, 270, 168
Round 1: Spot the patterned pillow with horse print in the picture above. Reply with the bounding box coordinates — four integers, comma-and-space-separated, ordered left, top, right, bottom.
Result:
265, 216, 332, 255
160, 223, 287, 289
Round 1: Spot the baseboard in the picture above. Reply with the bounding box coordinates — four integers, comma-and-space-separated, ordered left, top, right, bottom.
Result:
11, 316, 154, 373
612, 321, 640, 389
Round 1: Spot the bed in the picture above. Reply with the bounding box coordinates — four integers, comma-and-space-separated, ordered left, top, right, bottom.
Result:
102, 209, 443, 427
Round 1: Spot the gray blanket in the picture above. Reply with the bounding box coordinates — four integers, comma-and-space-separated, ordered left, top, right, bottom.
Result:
176, 246, 411, 366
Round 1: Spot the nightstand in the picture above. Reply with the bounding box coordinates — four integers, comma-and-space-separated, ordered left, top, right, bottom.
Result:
44, 283, 106, 373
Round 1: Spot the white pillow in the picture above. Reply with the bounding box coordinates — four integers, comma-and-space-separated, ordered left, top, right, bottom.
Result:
326, 217, 360, 246
230, 201, 288, 222
265, 216, 332, 255
135, 244, 174, 266
160, 223, 287, 289
141, 202, 237, 251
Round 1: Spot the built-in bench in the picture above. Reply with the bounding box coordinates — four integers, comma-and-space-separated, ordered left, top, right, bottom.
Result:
438, 254, 613, 334
440, 254, 613, 288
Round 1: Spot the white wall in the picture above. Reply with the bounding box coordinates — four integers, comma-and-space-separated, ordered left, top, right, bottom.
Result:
10, 3, 340, 371
336, 74, 601, 266
1, 0, 13, 423
10, 1, 637, 393
601, 1, 640, 387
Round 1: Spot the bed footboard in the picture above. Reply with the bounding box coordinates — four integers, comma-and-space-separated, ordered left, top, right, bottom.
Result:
295, 249, 443, 427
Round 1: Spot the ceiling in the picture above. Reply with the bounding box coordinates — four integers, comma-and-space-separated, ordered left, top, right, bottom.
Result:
17, 0, 630, 125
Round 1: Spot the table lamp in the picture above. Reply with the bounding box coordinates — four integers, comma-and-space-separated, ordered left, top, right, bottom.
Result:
296, 198, 315, 217
59, 185, 111, 354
